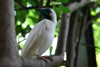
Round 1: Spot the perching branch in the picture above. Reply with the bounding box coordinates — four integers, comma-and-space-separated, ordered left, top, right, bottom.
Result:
21, 56, 64, 67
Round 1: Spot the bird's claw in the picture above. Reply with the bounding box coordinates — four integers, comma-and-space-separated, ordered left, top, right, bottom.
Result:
40, 56, 53, 62
34, 54, 53, 63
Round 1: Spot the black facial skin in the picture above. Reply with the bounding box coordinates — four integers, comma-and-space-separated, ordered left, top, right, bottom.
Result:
38, 8, 51, 20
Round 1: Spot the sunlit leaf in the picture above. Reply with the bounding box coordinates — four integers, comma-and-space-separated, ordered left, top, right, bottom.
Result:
56, 0, 69, 2
50, 46, 53, 55
58, 4, 71, 13
53, 5, 60, 17
19, 44, 24, 50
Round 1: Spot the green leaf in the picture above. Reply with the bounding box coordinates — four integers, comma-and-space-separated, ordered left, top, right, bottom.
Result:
16, 10, 28, 23
58, 4, 71, 13
28, 16, 38, 24
25, 25, 31, 32
27, 0, 39, 6
56, 0, 69, 2
21, 25, 31, 37
53, 5, 60, 17
19, 44, 24, 50
16, 25, 22, 35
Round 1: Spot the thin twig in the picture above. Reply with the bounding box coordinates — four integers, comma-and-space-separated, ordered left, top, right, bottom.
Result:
89, 1, 100, 8
81, 43, 100, 49
46, 0, 51, 7
38, 0, 44, 21
14, 1, 99, 11
18, 38, 26, 44
15, 0, 26, 8
85, 12, 100, 31
15, 2, 70, 11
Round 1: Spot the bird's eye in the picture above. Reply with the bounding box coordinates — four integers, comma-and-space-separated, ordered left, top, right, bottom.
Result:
46, 9, 51, 13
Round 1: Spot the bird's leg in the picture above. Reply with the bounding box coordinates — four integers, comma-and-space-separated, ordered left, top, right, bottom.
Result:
41, 56, 53, 61
33, 54, 53, 63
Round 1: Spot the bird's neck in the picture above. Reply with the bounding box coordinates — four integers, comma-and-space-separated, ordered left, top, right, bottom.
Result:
50, 14, 57, 27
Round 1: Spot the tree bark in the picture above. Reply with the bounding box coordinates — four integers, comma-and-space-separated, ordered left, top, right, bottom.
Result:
67, 11, 79, 67
0, 0, 21, 67
55, 13, 70, 56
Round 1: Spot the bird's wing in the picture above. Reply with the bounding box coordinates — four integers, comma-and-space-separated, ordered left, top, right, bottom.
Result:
21, 21, 47, 57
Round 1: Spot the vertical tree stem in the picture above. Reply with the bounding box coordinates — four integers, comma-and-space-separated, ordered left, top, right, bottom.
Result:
0, 0, 20, 67
46, 0, 51, 7
38, 0, 44, 21
67, 10, 79, 67
55, 13, 71, 57
74, 9, 89, 67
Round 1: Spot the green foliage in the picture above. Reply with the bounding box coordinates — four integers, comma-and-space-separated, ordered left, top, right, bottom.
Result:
93, 21, 100, 53
15, 10, 28, 23
58, 4, 71, 13
16, 24, 22, 35
19, 43, 24, 50
15, 2, 21, 9
91, 6, 100, 54
50, 46, 53, 55
55, 21, 60, 37
26, 0, 39, 6
53, 5, 60, 17
90, 0, 100, 66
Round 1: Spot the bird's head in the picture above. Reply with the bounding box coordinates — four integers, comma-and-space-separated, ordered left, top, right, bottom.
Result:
37, 8, 57, 25
37, 8, 53, 20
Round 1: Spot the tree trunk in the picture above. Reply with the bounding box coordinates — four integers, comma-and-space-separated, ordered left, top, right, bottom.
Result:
0, 0, 21, 67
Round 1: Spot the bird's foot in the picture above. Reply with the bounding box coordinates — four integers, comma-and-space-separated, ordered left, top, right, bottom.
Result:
34, 54, 53, 63
40, 56, 53, 61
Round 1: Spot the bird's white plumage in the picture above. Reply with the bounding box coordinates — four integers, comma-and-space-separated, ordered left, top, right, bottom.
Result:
21, 8, 57, 59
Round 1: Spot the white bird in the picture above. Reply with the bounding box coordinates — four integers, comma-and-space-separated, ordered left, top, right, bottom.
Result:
21, 8, 57, 59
